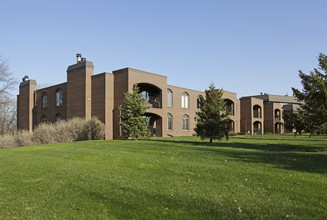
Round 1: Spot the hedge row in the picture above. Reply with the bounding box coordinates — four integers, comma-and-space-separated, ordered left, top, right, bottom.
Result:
0, 117, 105, 149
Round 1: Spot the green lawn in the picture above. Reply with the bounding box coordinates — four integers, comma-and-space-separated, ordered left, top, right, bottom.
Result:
0, 134, 326, 219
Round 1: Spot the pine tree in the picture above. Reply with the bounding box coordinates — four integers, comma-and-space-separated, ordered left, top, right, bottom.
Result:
119, 84, 151, 140
283, 110, 310, 135
292, 53, 327, 134
194, 84, 232, 143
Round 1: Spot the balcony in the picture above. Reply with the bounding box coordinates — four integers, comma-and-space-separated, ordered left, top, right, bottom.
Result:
253, 111, 262, 118
139, 83, 162, 109
253, 105, 262, 118
224, 99, 235, 116
143, 96, 161, 108
275, 109, 281, 121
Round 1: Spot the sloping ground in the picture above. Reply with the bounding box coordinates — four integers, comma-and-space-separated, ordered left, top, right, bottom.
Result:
0, 135, 326, 219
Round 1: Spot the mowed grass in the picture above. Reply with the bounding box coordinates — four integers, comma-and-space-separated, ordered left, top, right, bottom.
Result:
0, 134, 327, 219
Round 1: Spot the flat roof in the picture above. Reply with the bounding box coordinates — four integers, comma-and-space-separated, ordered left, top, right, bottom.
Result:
245, 94, 301, 104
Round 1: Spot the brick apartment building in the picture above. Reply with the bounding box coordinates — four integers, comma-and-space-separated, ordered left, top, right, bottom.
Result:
17, 54, 299, 139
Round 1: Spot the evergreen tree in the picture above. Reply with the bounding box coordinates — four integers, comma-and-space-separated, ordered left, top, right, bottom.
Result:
119, 84, 151, 140
283, 110, 310, 135
194, 84, 232, 143
292, 53, 327, 134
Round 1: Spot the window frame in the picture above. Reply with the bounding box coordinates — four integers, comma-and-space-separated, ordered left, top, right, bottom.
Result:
181, 92, 189, 108
56, 88, 63, 107
167, 89, 173, 107
167, 113, 173, 131
182, 114, 189, 131
42, 92, 48, 109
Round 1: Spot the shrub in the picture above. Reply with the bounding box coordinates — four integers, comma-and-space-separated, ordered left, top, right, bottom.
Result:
15, 130, 34, 147
32, 123, 57, 145
0, 117, 105, 149
80, 117, 105, 141
0, 134, 17, 149
53, 119, 78, 143
65, 117, 88, 141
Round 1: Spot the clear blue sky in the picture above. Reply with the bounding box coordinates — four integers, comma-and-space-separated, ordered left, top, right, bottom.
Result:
1, 0, 327, 98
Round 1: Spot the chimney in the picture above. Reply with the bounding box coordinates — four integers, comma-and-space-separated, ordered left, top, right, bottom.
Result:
76, 53, 82, 63
81, 57, 86, 62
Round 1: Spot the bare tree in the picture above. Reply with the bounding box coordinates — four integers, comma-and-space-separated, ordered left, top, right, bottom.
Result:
0, 56, 18, 134
0, 96, 16, 135
0, 56, 17, 96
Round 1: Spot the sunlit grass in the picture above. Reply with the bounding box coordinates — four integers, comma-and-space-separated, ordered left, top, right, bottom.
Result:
0, 134, 326, 219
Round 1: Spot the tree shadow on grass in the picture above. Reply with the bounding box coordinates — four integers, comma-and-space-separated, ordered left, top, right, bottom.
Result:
147, 138, 327, 152
147, 139, 327, 174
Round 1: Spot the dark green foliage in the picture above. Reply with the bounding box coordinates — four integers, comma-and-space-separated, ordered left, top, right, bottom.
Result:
283, 110, 310, 135
194, 84, 232, 142
119, 84, 151, 140
292, 53, 327, 135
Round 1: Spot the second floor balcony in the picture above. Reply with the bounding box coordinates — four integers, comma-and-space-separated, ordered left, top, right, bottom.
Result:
139, 83, 162, 109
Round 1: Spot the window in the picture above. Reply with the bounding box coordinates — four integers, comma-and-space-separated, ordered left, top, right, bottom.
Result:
182, 114, 189, 131
56, 88, 63, 107
181, 92, 189, 108
55, 113, 64, 121
197, 95, 204, 109
167, 89, 173, 107
167, 113, 173, 131
42, 92, 48, 109
41, 115, 48, 123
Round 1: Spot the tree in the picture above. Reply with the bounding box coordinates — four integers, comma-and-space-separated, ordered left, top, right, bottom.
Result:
292, 53, 327, 135
194, 84, 232, 143
0, 56, 17, 135
283, 110, 310, 135
0, 56, 17, 96
119, 84, 151, 140
0, 96, 16, 135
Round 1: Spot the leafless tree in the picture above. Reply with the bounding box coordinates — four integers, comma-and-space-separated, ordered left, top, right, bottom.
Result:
0, 56, 17, 96
0, 56, 18, 134
0, 96, 16, 135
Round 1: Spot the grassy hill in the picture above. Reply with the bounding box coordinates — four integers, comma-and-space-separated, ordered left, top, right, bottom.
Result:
0, 135, 326, 219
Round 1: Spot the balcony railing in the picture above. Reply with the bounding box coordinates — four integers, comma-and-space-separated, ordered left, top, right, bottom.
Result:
142, 96, 161, 108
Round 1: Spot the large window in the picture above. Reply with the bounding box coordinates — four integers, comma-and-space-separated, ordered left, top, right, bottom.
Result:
42, 92, 48, 109
167, 113, 173, 131
56, 88, 63, 107
182, 114, 189, 131
181, 92, 189, 108
167, 89, 173, 107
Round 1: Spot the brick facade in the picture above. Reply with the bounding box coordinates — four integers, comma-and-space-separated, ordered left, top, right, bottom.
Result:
17, 55, 300, 139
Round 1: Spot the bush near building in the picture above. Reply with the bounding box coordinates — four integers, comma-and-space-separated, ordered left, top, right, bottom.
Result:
0, 117, 105, 149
